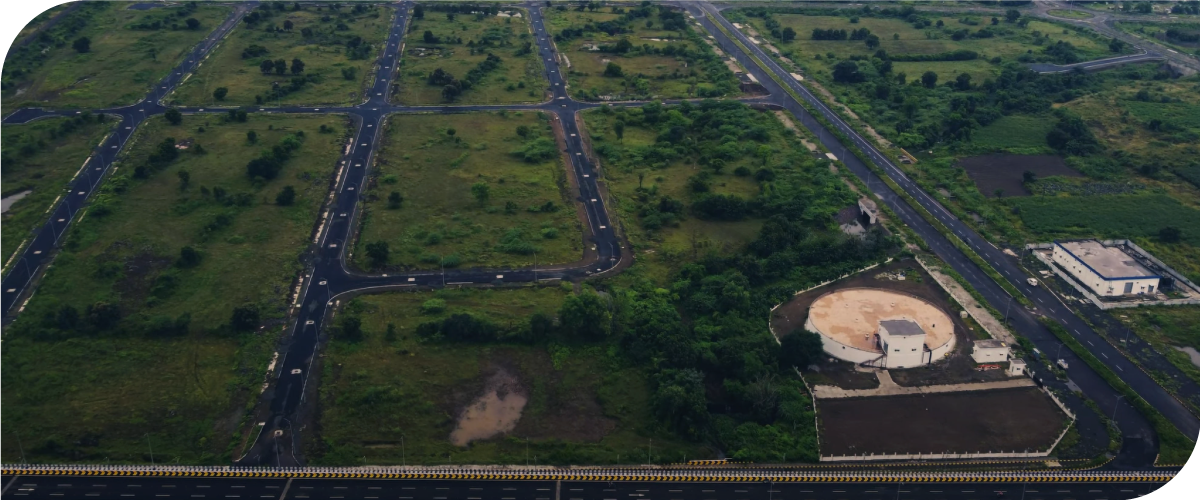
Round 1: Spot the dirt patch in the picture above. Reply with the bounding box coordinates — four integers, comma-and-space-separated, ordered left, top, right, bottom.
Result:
804, 360, 881, 390
818, 387, 1069, 456
958, 154, 1081, 198
450, 366, 528, 446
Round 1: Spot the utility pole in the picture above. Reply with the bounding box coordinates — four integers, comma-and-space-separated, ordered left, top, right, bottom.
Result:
1111, 395, 1125, 424
14, 432, 26, 464
440, 255, 445, 287
1004, 295, 1013, 325
401, 434, 405, 467
145, 433, 155, 465
647, 438, 652, 465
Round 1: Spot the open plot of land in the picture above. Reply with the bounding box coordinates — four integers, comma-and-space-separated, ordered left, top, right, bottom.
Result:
2, 114, 115, 264
314, 288, 710, 465
754, 13, 1113, 69
170, 3, 389, 107
972, 114, 1058, 152
546, 6, 740, 101
1013, 193, 1200, 246
354, 112, 583, 271
2, 2, 232, 113
394, 6, 547, 104
0, 113, 347, 464
818, 388, 1069, 456
958, 154, 1082, 198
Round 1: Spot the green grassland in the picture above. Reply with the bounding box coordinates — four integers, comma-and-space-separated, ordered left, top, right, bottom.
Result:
313, 287, 711, 465
546, 6, 740, 101
1012, 193, 1200, 245
2, 2, 232, 114
972, 114, 1057, 152
583, 100, 857, 284
353, 112, 582, 271
0, 113, 348, 464
170, 3, 390, 107
2, 114, 115, 265
394, 7, 547, 104
15, 3, 74, 42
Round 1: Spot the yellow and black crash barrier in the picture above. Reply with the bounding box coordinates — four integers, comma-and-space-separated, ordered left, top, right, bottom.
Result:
1, 466, 1176, 484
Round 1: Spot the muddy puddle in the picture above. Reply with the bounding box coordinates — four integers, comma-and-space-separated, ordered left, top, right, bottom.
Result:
449, 368, 527, 446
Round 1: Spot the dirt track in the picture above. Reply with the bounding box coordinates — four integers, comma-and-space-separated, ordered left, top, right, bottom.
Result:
818, 387, 1069, 456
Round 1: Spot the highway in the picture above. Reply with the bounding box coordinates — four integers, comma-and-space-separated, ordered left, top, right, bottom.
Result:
0, 474, 1171, 500
682, 1, 1199, 467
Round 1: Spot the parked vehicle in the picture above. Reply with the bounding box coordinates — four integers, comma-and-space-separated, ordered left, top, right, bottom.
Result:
1057, 359, 1069, 370
1027, 278, 1039, 286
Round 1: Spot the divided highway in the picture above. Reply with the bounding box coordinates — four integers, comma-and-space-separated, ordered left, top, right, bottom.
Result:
683, 1, 1198, 467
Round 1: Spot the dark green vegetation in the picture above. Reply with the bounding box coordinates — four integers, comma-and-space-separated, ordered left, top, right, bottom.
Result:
313, 287, 710, 465
1, 113, 347, 464
2, 114, 114, 264
1118, 21, 1200, 55
547, 4, 740, 100
353, 112, 582, 271
585, 100, 866, 282
2, 2, 231, 113
394, 4, 547, 104
171, 2, 388, 107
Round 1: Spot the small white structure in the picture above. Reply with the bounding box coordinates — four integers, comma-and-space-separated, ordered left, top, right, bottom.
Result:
1008, 359, 1027, 377
1052, 240, 1160, 297
971, 339, 1011, 364
877, 319, 927, 369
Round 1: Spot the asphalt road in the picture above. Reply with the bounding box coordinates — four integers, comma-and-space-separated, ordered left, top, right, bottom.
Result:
682, 1, 1199, 467
2, 0, 1196, 473
0, 475, 1168, 500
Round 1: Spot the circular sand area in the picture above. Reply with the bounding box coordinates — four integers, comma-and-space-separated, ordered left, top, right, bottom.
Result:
807, 288, 954, 352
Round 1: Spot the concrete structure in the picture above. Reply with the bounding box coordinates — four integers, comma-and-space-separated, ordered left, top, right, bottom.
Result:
805, 288, 955, 368
1052, 240, 1160, 297
971, 339, 1011, 364
1008, 359, 1027, 377
877, 319, 928, 368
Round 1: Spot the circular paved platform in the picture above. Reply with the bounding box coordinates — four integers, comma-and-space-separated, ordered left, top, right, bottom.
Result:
808, 288, 954, 353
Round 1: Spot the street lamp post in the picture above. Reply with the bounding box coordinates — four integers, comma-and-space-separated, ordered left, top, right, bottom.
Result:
1111, 395, 1125, 424
145, 433, 155, 465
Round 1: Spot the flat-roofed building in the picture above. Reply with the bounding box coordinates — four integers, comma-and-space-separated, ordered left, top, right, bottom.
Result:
971, 339, 1010, 364
877, 319, 927, 369
1052, 240, 1160, 297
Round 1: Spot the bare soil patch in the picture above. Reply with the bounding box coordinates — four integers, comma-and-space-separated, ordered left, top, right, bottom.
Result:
958, 154, 1081, 198
450, 367, 528, 446
818, 387, 1068, 456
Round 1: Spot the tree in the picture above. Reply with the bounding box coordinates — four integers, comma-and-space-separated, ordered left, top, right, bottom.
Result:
559, 290, 611, 339
446, 12, 455, 21
186, 17, 201, 30
274, 58, 287, 75
213, 87, 228, 101
366, 240, 389, 267
290, 58, 305, 74
516, 125, 530, 137
342, 67, 357, 80
604, 62, 623, 77
260, 59, 275, 74
177, 170, 190, 190
864, 33, 880, 49
1005, 9, 1021, 23
613, 120, 625, 140
832, 60, 865, 83
276, 185, 296, 206
441, 84, 460, 102
781, 26, 796, 42
165, 108, 183, 125
283, 19, 294, 31
178, 245, 202, 268
413, 4, 425, 19
231, 305, 260, 332
921, 70, 938, 88
387, 191, 403, 209
777, 328, 825, 369
653, 369, 709, 438
955, 72, 972, 90
423, 30, 437, 43
1023, 170, 1037, 184
247, 130, 258, 143
339, 314, 363, 342
1159, 226, 1182, 243
72, 37, 90, 53
471, 181, 490, 206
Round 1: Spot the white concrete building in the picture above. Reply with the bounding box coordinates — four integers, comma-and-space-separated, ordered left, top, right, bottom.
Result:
877, 319, 927, 369
1052, 240, 1160, 297
971, 339, 1011, 364
1008, 359, 1027, 377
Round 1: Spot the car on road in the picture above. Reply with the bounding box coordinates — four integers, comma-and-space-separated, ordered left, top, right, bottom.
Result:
1057, 359, 1069, 370
1027, 278, 1039, 286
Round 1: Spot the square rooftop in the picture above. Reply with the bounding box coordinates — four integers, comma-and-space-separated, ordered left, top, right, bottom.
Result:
879, 319, 925, 336
974, 339, 1008, 349
1058, 240, 1157, 279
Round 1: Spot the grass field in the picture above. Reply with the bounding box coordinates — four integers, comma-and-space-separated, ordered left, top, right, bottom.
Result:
2, 2, 232, 114
546, 7, 740, 101
353, 112, 582, 271
1116, 305, 1200, 389
170, 3, 390, 107
757, 14, 1113, 67
972, 114, 1057, 152
2, 114, 115, 265
15, 3, 73, 42
313, 288, 711, 465
1012, 193, 1200, 245
394, 6, 547, 104
0, 113, 348, 464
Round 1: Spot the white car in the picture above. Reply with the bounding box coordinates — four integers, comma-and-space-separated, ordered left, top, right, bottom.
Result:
1057, 359, 1069, 370
1027, 278, 1039, 286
